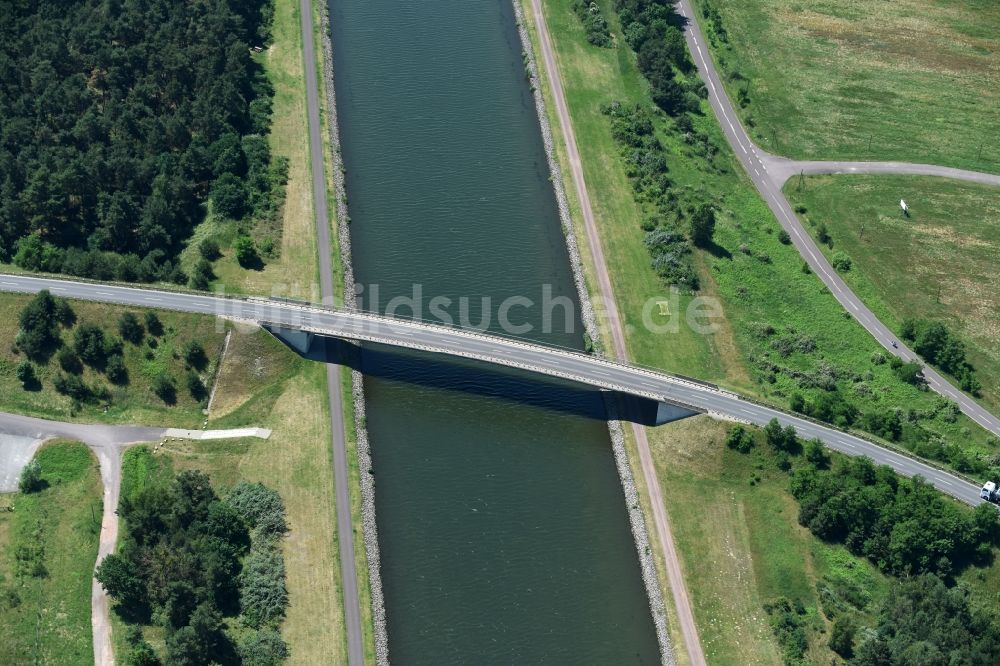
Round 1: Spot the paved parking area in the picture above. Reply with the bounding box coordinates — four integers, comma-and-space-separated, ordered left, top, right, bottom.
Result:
0, 433, 43, 492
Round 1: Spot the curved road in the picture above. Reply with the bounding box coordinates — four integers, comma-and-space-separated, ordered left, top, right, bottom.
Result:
673, 0, 1000, 440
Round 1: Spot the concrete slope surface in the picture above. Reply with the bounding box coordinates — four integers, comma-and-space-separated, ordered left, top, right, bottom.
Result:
673, 0, 1000, 439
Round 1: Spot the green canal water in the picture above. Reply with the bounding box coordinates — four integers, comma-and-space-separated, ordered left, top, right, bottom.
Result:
329, 0, 660, 661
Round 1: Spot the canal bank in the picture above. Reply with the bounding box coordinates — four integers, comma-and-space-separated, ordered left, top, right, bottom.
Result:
326, 0, 662, 662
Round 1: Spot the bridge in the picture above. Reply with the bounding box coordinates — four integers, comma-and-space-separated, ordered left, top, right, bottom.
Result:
0, 273, 987, 506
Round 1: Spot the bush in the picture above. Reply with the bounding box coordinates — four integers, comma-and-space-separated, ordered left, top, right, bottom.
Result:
18, 459, 43, 493
54, 373, 90, 401
239, 629, 289, 666
227, 483, 288, 539
571, 0, 612, 47
239, 546, 289, 628
816, 222, 831, 247
777, 229, 791, 244
189, 259, 215, 291
894, 361, 924, 386
831, 251, 852, 272
725, 425, 754, 453
15, 360, 37, 389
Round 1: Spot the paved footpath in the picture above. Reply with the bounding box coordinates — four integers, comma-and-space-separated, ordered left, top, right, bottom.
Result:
528, 0, 704, 663
673, 0, 1000, 440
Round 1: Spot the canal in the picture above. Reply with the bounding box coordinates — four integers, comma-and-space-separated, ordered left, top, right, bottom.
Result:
329, 0, 660, 661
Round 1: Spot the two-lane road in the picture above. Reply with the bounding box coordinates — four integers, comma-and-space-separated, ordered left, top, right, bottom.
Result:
673, 0, 1000, 440
0, 273, 987, 509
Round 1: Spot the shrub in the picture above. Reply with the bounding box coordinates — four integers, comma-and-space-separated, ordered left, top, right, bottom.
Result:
227, 483, 288, 538
831, 251, 852, 272
777, 229, 791, 244
15, 360, 37, 389
725, 425, 754, 453
239, 628, 289, 666
239, 546, 288, 628
18, 459, 43, 493
689, 203, 716, 248
571, 0, 612, 47
829, 615, 856, 658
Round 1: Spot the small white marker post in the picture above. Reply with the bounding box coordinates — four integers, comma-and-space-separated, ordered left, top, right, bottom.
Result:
900, 199, 910, 217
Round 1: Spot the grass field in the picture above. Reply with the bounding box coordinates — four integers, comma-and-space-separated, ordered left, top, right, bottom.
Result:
786, 175, 1000, 412
0, 294, 227, 428
181, 0, 323, 301
525, 0, 997, 479
112, 326, 349, 665
692, 0, 1000, 172
525, 0, 1000, 658
0, 441, 102, 666
520, 0, 754, 393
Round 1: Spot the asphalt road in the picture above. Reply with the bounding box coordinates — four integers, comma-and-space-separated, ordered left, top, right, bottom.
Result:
527, 0, 702, 662
298, 1, 366, 663
0, 274, 989, 512
673, 0, 1000, 441
761, 154, 1000, 188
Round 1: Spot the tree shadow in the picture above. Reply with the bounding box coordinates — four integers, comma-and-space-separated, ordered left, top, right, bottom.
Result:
701, 240, 732, 259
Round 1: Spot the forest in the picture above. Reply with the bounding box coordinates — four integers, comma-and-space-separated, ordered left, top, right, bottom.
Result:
97, 470, 289, 665
0, 0, 277, 283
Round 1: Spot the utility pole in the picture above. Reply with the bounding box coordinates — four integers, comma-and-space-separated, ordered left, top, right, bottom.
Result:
977, 143, 984, 161
868, 133, 873, 152
797, 169, 804, 191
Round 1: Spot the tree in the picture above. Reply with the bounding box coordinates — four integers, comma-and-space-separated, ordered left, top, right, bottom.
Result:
152, 373, 176, 404
17, 290, 70, 360
95, 553, 145, 608
144, 312, 163, 337
828, 615, 856, 658
106, 354, 128, 385
893, 361, 924, 386
183, 340, 207, 370
804, 439, 829, 469
240, 546, 288, 628
234, 235, 260, 268
831, 251, 852, 272
58, 347, 83, 374
816, 222, 832, 246
19, 459, 43, 493
777, 229, 791, 244
689, 204, 716, 248
187, 372, 207, 402
74, 323, 108, 367
189, 259, 214, 291
211, 173, 248, 219
118, 312, 144, 344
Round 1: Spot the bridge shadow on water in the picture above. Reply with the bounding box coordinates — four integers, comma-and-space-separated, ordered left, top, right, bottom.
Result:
266, 327, 672, 427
